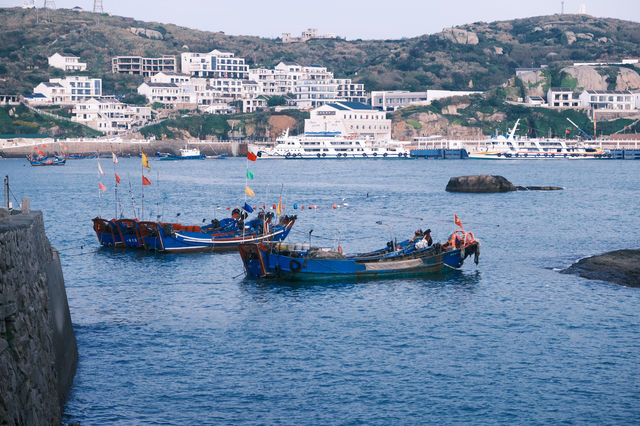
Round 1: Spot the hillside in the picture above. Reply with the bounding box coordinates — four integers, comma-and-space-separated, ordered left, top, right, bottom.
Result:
1, 7, 640, 97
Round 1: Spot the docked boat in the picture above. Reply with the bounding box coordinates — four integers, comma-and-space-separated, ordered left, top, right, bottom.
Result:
27, 154, 66, 166
92, 211, 296, 253
468, 119, 605, 160
239, 227, 480, 280
256, 130, 411, 159
158, 147, 205, 160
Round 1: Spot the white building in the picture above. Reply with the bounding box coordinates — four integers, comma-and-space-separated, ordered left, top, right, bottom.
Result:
112, 55, 177, 77
281, 28, 338, 43
579, 90, 635, 111
304, 102, 391, 141
137, 82, 197, 109
32, 76, 102, 105
371, 90, 482, 111
547, 87, 580, 108
48, 53, 87, 72
525, 96, 546, 106
180, 49, 249, 79
248, 62, 364, 108
73, 98, 152, 135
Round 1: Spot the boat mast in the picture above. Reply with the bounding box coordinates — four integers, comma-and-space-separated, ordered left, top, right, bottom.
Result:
4, 175, 9, 209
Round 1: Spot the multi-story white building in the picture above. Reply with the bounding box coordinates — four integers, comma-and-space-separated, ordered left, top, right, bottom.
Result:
180, 50, 249, 79
281, 28, 338, 43
73, 97, 152, 135
151, 72, 192, 85
304, 101, 391, 141
371, 90, 481, 111
48, 53, 87, 72
547, 87, 580, 108
32, 76, 102, 105
248, 62, 363, 108
137, 82, 197, 109
111, 55, 177, 77
579, 90, 635, 111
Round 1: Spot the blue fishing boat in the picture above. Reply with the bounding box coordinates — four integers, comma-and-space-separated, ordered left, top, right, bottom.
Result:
92, 211, 296, 253
238, 228, 480, 279
27, 154, 66, 166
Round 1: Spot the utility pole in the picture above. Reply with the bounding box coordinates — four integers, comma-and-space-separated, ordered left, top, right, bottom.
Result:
93, 0, 104, 13
561, 1, 564, 14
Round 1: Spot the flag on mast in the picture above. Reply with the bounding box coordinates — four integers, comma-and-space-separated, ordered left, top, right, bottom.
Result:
98, 182, 107, 192
97, 159, 105, 175
141, 153, 150, 170
115, 173, 121, 184
142, 175, 152, 186
247, 151, 257, 161
454, 214, 463, 229
276, 196, 282, 216
246, 169, 254, 180
245, 186, 255, 196
112, 152, 118, 164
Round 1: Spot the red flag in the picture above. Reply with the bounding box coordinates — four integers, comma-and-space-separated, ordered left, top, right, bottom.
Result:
454, 214, 463, 229
33, 146, 38, 150
98, 182, 107, 192
142, 175, 152, 186
38, 150, 45, 155
115, 173, 121, 184
565, 129, 570, 134
247, 151, 257, 161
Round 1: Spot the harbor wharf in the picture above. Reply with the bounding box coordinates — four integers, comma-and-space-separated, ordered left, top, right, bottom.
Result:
0, 207, 77, 425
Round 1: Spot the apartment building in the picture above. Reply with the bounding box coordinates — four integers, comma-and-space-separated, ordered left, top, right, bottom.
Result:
32, 76, 102, 105
111, 55, 177, 77
579, 90, 635, 111
304, 101, 391, 141
73, 97, 152, 135
180, 50, 249, 79
137, 82, 197, 109
546, 87, 580, 108
48, 53, 87, 72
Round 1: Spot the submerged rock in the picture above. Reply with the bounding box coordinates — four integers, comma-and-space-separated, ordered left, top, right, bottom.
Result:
446, 175, 564, 193
561, 249, 640, 287
446, 175, 516, 193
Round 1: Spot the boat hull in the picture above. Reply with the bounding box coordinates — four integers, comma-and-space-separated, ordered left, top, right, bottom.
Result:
239, 241, 479, 280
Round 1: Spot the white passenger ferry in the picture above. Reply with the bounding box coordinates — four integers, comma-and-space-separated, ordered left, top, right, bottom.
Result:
468, 119, 605, 159
257, 130, 411, 159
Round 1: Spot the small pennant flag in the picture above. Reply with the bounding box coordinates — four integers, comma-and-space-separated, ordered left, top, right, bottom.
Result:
38, 150, 45, 156
247, 151, 257, 162
142, 175, 152, 186
245, 185, 255, 197
276, 196, 282, 216
242, 202, 254, 213
454, 214, 463, 229
141, 152, 150, 170
115, 173, 121, 184
112, 152, 118, 164
98, 182, 107, 192
97, 159, 105, 176
246, 169, 254, 180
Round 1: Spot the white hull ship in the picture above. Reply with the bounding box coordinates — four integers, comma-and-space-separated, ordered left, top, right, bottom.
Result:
467, 119, 606, 160
256, 130, 411, 159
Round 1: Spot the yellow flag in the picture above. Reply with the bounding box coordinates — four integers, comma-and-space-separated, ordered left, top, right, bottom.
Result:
276, 196, 282, 215
141, 152, 150, 169
245, 186, 255, 197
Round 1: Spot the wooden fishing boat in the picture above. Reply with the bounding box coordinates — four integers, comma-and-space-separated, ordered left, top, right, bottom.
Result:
238, 228, 480, 280
92, 212, 296, 253
27, 154, 66, 166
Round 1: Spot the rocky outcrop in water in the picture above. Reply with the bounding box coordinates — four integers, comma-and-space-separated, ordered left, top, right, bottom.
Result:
446, 175, 563, 193
561, 249, 640, 287
0, 207, 77, 425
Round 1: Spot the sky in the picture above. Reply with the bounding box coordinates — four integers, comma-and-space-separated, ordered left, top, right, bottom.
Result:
1, 0, 639, 40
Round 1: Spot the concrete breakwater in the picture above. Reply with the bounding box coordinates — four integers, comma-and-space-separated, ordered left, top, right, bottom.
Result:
0, 207, 77, 425
0, 139, 252, 158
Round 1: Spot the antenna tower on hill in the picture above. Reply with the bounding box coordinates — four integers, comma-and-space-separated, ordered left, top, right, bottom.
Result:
93, 0, 104, 13
43, 0, 56, 9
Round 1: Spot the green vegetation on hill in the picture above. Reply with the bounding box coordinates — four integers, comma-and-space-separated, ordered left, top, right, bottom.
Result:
1, 7, 640, 97
0, 104, 102, 138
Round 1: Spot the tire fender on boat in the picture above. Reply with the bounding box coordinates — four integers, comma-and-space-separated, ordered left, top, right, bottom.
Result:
289, 259, 302, 272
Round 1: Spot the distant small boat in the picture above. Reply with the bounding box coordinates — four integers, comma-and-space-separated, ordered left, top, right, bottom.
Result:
68, 153, 97, 159
158, 147, 205, 160
239, 228, 480, 280
206, 154, 227, 159
27, 154, 66, 166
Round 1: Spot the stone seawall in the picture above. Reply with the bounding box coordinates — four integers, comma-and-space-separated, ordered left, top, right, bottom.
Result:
0, 209, 77, 425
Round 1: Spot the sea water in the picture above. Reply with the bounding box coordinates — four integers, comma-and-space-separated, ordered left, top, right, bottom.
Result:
2, 157, 639, 424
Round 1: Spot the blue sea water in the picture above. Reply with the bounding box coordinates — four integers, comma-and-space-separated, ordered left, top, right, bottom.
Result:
2, 157, 639, 424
